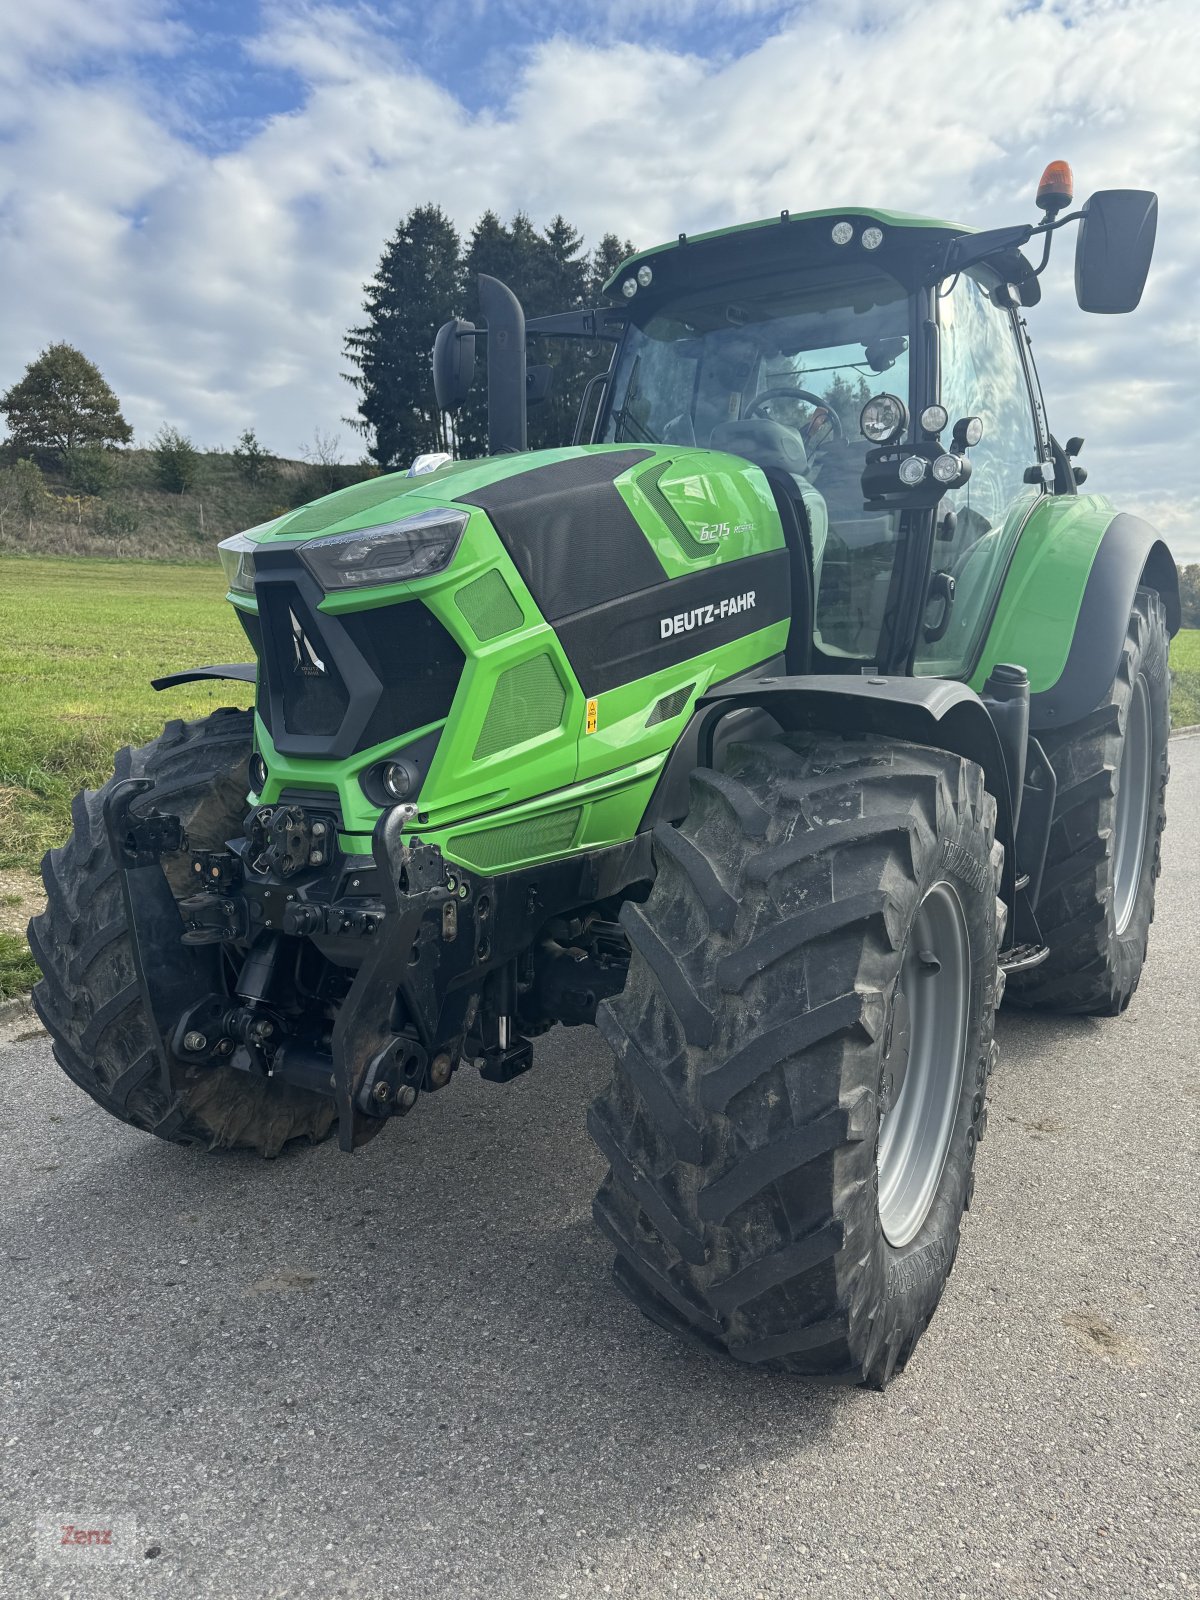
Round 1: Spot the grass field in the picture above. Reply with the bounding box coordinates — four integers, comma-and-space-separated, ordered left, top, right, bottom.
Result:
0, 553, 1197, 998
0, 556, 244, 994
1171, 625, 1200, 726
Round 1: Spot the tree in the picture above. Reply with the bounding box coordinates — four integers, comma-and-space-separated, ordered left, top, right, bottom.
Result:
151, 424, 199, 494
231, 427, 273, 483
0, 343, 132, 456
344, 204, 463, 470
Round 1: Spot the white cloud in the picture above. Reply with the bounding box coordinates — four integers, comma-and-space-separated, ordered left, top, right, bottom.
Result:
0, 0, 1197, 557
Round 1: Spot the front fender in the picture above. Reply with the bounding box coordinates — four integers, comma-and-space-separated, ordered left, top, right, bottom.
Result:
969, 501, 1178, 733
690, 674, 1017, 916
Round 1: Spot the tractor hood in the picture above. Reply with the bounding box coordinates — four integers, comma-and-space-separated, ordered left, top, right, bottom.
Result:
217, 443, 791, 851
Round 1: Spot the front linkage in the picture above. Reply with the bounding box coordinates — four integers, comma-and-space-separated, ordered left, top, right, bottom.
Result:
102, 783, 648, 1151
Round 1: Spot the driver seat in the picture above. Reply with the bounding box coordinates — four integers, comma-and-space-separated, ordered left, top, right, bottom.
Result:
710, 417, 810, 477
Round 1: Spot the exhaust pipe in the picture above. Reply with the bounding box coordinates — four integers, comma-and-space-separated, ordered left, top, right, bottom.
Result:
479, 274, 527, 455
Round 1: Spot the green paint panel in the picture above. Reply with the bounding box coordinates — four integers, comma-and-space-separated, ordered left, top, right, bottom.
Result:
969, 493, 1118, 695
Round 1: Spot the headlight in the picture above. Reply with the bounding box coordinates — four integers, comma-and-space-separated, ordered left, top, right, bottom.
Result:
860, 393, 908, 444
218, 531, 260, 594
298, 508, 468, 591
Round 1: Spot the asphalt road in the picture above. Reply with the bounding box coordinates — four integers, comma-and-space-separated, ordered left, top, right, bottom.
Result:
2, 740, 1198, 1600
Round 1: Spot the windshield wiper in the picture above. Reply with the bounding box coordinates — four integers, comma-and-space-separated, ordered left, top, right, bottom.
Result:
614, 408, 660, 444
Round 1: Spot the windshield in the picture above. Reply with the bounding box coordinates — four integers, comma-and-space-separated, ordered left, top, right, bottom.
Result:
602, 268, 913, 661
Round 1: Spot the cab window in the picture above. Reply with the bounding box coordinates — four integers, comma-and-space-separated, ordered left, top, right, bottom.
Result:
915, 272, 1041, 677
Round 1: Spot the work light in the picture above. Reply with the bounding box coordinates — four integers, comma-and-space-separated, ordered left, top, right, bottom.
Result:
932, 453, 967, 485
298, 508, 468, 592
860, 393, 908, 444
862, 226, 884, 251
898, 456, 928, 486
622, 277, 638, 299
636, 264, 653, 288
920, 405, 948, 435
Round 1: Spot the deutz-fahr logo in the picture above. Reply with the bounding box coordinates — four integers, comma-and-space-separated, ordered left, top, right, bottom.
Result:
289, 608, 327, 676
660, 591, 756, 638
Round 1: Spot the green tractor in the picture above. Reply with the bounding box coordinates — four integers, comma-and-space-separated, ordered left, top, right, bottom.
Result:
31, 165, 1176, 1385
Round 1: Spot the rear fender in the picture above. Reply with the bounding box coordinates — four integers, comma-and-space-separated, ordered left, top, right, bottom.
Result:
970, 506, 1178, 733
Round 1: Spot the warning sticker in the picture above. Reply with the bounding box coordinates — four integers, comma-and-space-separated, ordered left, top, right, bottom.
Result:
585, 698, 599, 734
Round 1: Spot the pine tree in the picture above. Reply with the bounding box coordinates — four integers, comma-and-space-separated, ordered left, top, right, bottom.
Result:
1, 343, 132, 457
344, 204, 462, 470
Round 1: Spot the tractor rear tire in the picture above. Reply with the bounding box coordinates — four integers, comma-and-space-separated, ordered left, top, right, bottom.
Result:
1007, 587, 1170, 1015
28, 709, 338, 1156
590, 734, 1004, 1386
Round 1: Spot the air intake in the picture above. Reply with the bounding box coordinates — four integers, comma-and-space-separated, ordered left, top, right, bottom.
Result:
450, 807, 582, 873
456, 570, 523, 641
647, 683, 695, 727
474, 654, 566, 760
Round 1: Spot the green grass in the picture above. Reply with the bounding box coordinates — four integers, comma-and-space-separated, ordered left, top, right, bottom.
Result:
0, 555, 245, 875
0, 930, 38, 1000
1170, 628, 1200, 727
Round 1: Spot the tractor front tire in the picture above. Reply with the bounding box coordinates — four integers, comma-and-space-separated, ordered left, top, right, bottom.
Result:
1007, 587, 1170, 1015
29, 709, 338, 1156
590, 734, 1004, 1386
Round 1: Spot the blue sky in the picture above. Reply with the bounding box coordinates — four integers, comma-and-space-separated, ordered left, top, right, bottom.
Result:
1, 0, 1197, 556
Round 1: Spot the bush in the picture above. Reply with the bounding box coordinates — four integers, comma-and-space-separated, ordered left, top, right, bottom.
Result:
63, 446, 119, 497
151, 425, 199, 495
99, 504, 141, 540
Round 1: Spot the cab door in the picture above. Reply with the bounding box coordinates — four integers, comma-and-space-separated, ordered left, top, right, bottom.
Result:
915, 271, 1045, 677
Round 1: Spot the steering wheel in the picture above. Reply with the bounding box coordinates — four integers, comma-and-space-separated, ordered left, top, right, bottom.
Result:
744, 387, 846, 439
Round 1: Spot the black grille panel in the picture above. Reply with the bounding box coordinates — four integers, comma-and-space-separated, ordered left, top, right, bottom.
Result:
351, 603, 464, 751
258, 583, 351, 740
243, 561, 465, 760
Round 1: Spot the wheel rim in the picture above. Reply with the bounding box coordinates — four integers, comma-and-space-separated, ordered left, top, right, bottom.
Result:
1113, 673, 1153, 937
877, 880, 971, 1249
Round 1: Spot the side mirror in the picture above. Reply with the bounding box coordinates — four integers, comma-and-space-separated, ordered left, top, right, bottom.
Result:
432, 318, 476, 412
864, 335, 908, 373
1075, 190, 1157, 314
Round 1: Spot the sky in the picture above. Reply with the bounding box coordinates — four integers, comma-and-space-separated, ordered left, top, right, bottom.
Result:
0, 0, 1197, 558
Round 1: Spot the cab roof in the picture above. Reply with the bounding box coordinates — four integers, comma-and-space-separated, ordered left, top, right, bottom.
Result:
603, 207, 971, 296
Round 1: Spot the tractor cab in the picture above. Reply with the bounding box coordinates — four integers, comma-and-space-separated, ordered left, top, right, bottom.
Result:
436, 180, 1158, 684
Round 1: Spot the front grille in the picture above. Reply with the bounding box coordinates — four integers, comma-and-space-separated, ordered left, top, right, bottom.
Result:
257, 583, 351, 739
243, 561, 465, 760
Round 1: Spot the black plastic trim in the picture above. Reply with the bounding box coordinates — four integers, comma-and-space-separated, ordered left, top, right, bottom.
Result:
152, 663, 256, 691
554, 548, 791, 695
